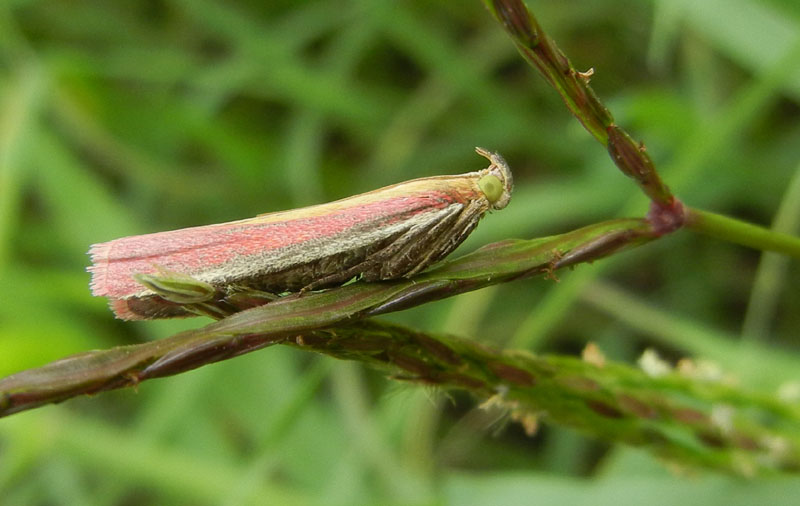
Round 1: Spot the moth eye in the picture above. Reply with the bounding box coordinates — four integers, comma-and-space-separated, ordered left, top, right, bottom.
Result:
478, 174, 504, 204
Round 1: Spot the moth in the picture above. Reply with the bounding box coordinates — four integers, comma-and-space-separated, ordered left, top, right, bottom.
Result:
88, 147, 513, 320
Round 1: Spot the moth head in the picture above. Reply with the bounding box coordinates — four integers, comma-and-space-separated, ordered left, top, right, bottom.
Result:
475, 147, 514, 210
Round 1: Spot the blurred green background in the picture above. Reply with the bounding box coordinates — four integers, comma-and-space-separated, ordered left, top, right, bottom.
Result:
1, 0, 800, 504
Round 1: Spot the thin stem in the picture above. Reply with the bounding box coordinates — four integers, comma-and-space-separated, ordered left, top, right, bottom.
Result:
685, 207, 800, 260
290, 320, 800, 476
482, 0, 612, 143
482, 0, 674, 206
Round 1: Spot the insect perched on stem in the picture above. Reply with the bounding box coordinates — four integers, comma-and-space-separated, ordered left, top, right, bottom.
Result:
88, 148, 513, 320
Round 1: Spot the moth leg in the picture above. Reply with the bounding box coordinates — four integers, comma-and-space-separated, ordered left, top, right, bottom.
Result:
133, 271, 215, 304
182, 301, 236, 320
132, 271, 236, 319
223, 285, 281, 311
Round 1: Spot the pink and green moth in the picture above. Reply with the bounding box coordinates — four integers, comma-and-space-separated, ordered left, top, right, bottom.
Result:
88, 147, 513, 320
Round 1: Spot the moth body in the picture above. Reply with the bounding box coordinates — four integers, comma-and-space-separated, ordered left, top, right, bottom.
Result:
88, 148, 513, 319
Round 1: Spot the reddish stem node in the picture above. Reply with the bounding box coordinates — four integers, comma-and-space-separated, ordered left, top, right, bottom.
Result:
647, 198, 687, 236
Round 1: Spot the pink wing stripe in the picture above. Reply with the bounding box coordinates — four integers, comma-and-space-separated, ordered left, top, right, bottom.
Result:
89, 190, 460, 298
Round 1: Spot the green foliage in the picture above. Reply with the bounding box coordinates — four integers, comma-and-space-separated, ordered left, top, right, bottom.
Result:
1, 0, 799, 504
